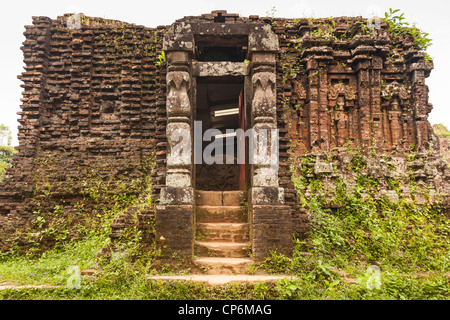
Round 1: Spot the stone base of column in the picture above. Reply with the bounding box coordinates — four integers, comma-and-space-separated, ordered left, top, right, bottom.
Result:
155, 204, 194, 259
160, 186, 194, 205
250, 186, 284, 205
251, 204, 293, 260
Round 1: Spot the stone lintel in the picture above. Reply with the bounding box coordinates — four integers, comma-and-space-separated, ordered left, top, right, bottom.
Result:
190, 23, 265, 36
193, 61, 248, 77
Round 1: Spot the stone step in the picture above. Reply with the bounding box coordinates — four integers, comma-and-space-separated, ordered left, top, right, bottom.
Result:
196, 206, 248, 223
195, 241, 251, 258
195, 191, 222, 206
148, 274, 297, 286
194, 257, 253, 275
195, 190, 246, 206
196, 223, 250, 242
223, 191, 246, 206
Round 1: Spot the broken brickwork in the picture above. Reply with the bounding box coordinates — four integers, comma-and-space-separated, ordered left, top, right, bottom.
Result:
0, 11, 448, 258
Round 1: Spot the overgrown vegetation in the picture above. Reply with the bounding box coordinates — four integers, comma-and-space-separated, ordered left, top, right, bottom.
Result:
0, 146, 16, 183
383, 8, 433, 61
257, 148, 450, 299
433, 123, 450, 138
290, 181, 449, 274
1, 147, 448, 299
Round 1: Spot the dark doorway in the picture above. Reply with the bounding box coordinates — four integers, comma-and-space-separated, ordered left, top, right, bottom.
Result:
195, 78, 244, 191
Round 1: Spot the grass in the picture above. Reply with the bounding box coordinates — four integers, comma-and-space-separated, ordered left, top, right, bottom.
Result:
1, 188, 449, 299
433, 124, 450, 138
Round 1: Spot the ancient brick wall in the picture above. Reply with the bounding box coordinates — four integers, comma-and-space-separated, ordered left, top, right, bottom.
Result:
0, 14, 164, 250
264, 16, 448, 236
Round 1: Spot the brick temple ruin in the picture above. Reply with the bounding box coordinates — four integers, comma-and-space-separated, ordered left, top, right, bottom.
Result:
0, 11, 448, 265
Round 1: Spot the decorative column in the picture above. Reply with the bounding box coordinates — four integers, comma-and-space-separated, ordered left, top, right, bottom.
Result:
250, 70, 280, 194
352, 55, 372, 149
248, 25, 292, 259
155, 23, 195, 259
305, 55, 320, 152
370, 56, 384, 151
303, 47, 333, 152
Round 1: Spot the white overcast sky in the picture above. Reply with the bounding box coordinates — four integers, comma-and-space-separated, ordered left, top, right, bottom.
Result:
0, 0, 448, 146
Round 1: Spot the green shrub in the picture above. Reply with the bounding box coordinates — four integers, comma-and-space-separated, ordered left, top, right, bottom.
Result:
383, 8, 432, 57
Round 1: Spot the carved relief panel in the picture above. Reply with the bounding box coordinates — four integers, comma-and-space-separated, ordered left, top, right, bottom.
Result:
381, 81, 411, 149
327, 83, 356, 148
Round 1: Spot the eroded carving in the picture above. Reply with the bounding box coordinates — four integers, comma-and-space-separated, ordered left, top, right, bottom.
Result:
166, 71, 191, 117
386, 96, 404, 147
328, 84, 356, 148
252, 72, 276, 120
292, 79, 306, 100
381, 81, 410, 101
328, 83, 356, 102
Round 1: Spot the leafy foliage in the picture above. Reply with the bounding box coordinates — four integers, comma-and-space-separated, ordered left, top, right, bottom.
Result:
383, 8, 432, 53
260, 148, 450, 299
156, 51, 165, 66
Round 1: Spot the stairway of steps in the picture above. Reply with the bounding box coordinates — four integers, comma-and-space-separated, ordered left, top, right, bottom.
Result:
194, 190, 252, 274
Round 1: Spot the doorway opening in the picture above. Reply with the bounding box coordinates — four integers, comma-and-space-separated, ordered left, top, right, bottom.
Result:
195, 77, 245, 191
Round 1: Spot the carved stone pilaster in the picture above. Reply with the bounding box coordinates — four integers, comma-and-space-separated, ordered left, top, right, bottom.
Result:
247, 33, 290, 259
160, 50, 194, 205
157, 33, 195, 259
352, 57, 372, 148
249, 53, 283, 205
162, 70, 193, 201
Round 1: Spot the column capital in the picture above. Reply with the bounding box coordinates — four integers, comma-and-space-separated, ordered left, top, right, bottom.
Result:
162, 22, 195, 55
248, 24, 279, 53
